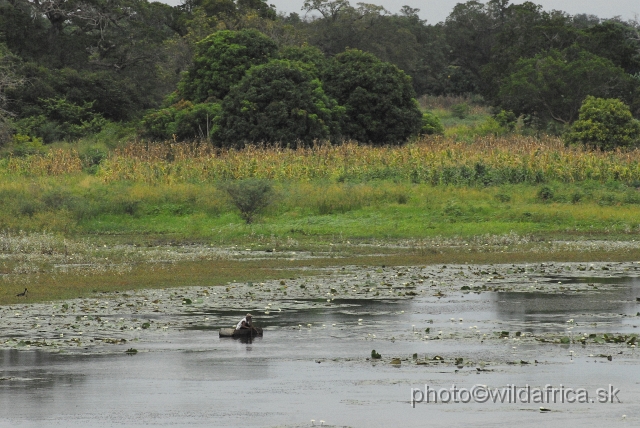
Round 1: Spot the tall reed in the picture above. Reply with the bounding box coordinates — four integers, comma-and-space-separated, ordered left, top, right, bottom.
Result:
94, 136, 640, 185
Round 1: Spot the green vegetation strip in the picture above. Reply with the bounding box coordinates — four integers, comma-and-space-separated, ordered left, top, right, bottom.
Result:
4, 242, 640, 306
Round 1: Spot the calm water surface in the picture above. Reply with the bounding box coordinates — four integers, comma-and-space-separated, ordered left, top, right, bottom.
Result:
1, 275, 639, 427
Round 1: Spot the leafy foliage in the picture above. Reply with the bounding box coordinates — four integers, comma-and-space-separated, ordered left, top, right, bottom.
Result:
322, 49, 422, 144
277, 44, 327, 77
15, 98, 106, 143
497, 47, 635, 125
0, 43, 24, 144
564, 96, 640, 150
220, 178, 274, 223
494, 110, 517, 131
216, 59, 343, 146
420, 112, 444, 135
178, 29, 278, 103
301, 1, 449, 96
450, 103, 470, 119
142, 100, 220, 141
9, 134, 45, 157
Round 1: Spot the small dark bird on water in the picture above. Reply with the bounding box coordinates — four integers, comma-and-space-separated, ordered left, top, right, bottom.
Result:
16, 288, 27, 297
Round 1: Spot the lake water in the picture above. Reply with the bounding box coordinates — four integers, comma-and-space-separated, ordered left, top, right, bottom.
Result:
1, 274, 639, 427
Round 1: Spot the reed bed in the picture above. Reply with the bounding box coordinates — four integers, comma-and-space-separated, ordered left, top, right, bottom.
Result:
1, 149, 83, 176
3, 136, 640, 186
87, 136, 640, 185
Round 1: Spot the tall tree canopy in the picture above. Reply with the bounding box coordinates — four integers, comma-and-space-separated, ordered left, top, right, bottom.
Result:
216, 59, 343, 146
1, 0, 640, 144
497, 47, 636, 124
179, 29, 278, 102
322, 49, 422, 144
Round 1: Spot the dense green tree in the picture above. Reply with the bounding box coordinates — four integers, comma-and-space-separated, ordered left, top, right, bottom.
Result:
179, 29, 278, 102
4, 0, 640, 146
216, 59, 344, 146
564, 96, 640, 150
480, 2, 579, 98
322, 49, 422, 144
497, 47, 636, 125
443, 1, 501, 94
300, 1, 449, 96
581, 21, 640, 74
277, 44, 327, 76
1, 0, 184, 140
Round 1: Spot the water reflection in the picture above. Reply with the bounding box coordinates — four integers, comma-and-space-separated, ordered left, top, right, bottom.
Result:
492, 276, 640, 328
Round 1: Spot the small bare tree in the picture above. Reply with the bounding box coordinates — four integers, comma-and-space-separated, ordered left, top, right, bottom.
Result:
220, 179, 274, 224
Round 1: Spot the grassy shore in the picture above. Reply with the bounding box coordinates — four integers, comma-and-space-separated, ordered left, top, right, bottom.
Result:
2, 134, 640, 304
1, 177, 640, 242
3, 136, 640, 242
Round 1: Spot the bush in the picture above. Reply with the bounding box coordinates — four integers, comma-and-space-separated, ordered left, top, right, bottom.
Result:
220, 179, 274, 224
495, 193, 511, 203
537, 186, 554, 201
9, 134, 45, 156
420, 112, 444, 135
450, 103, 470, 119
15, 98, 107, 143
563, 96, 640, 151
494, 110, 517, 131
79, 145, 108, 173
571, 191, 584, 204
142, 100, 221, 141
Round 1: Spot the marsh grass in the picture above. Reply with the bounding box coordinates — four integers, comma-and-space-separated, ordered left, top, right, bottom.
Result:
0, 179, 640, 242
0, 258, 318, 305
4, 238, 640, 305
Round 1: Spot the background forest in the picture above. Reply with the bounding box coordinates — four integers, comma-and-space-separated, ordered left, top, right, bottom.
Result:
0, 0, 639, 152
1, 0, 640, 244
